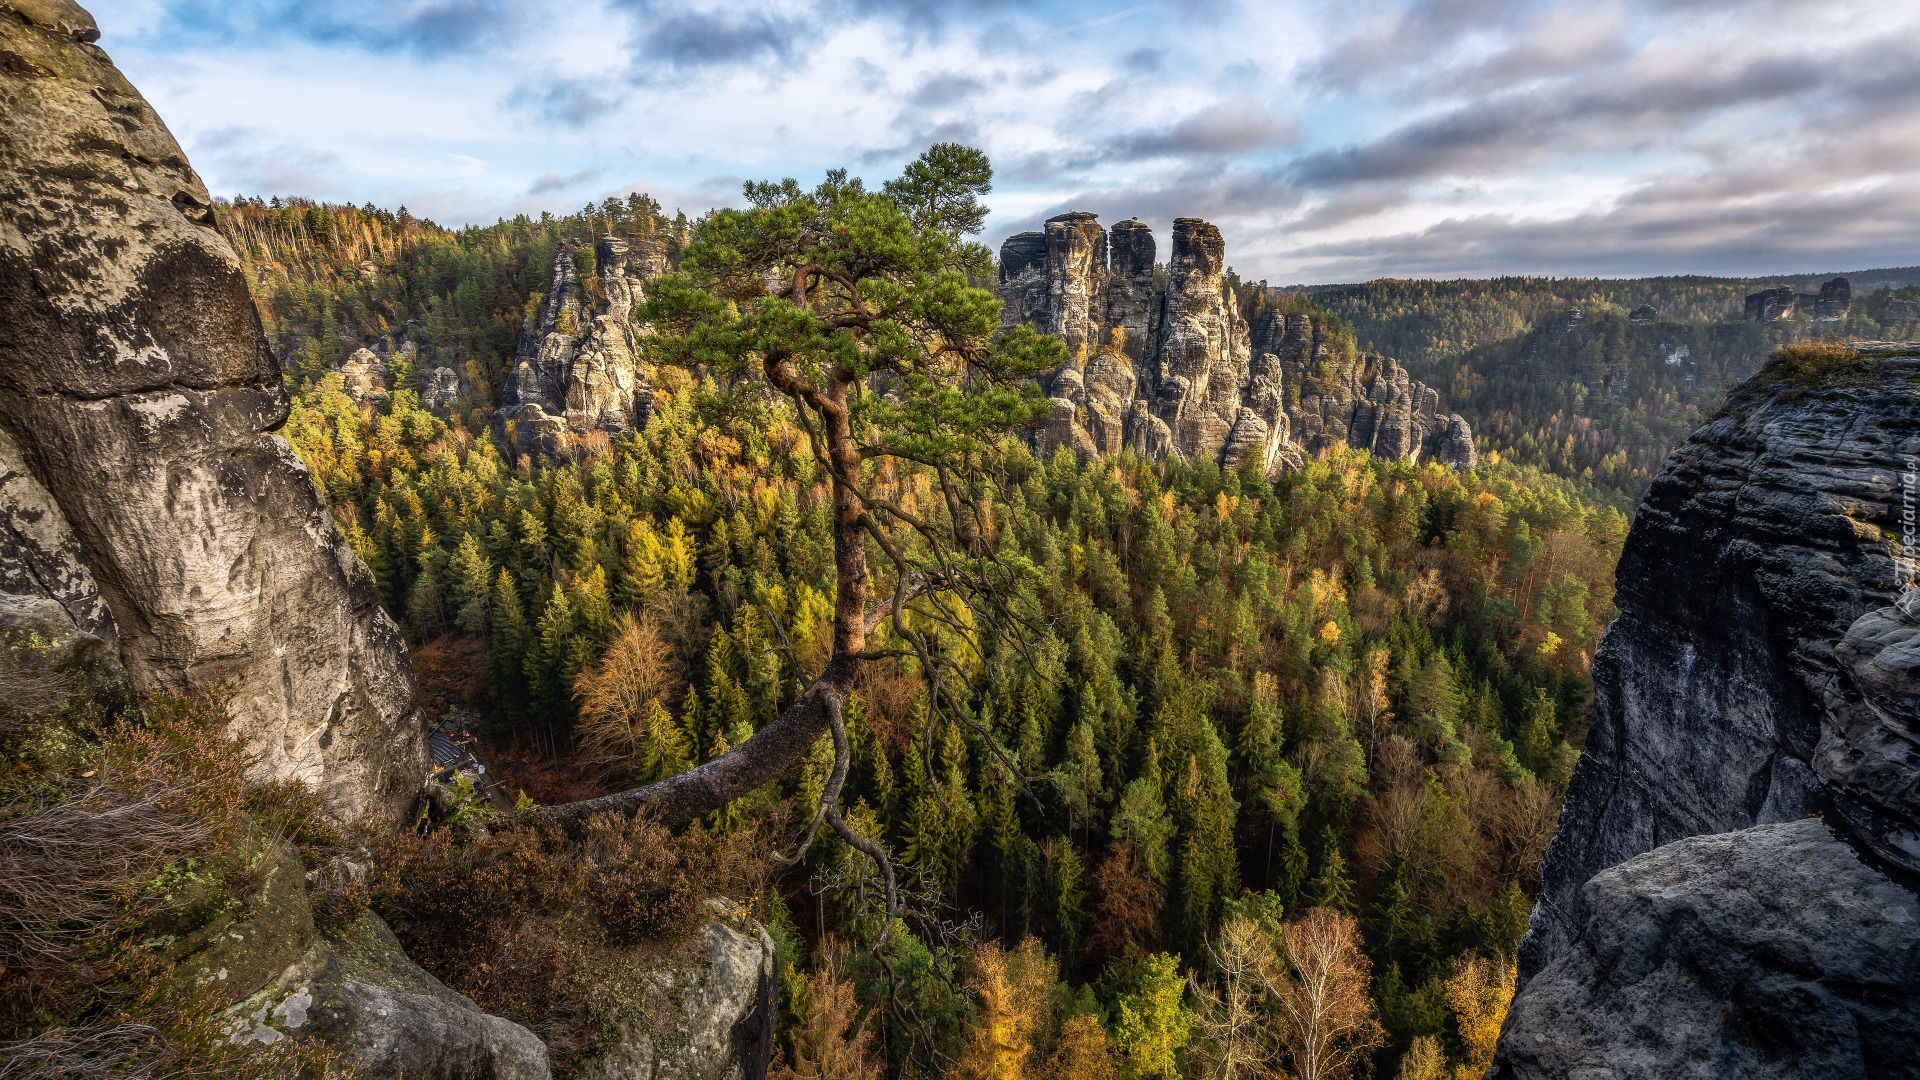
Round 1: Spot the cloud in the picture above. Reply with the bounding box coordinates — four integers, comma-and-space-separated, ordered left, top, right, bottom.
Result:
529, 169, 602, 194
627, 8, 809, 74
102, 0, 1920, 281
909, 71, 991, 107
1115, 97, 1298, 159
190, 126, 348, 198
157, 0, 525, 58
506, 77, 626, 126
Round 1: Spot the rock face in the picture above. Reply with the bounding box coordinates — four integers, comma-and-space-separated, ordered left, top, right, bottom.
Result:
0, 0, 428, 820
574, 904, 777, 1080
1493, 820, 1920, 1080
498, 236, 668, 461
1501, 347, 1920, 1073
335, 347, 389, 405
1520, 349, 1920, 974
1745, 276, 1852, 322
999, 213, 1474, 472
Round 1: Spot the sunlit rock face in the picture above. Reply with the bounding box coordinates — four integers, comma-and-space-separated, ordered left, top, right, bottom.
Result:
0, 0, 428, 821
498, 236, 670, 462
1001, 213, 1474, 472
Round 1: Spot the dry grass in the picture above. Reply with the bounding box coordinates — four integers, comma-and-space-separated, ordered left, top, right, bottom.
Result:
1762, 339, 1873, 387
0, 692, 352, 1079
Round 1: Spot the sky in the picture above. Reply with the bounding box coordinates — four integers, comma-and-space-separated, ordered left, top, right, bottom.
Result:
86, 0, 1920, 283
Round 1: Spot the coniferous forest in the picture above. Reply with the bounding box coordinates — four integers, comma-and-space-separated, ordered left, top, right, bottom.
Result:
205, 159, 1900, 1079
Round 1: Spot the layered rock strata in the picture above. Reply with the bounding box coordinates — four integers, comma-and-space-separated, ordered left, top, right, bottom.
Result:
498, 236, 668, 461
0, 0, 428, 819
1500, 346, 1920, 1074
998, 213, 1475, 472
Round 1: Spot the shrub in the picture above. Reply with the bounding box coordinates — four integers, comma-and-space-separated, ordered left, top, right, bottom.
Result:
1761, 339, 1872, 387
0, 691, 351, 1078
367, 810, 768, 1068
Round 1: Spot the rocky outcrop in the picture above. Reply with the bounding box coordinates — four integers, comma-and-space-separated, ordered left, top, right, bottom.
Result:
1745, 276, 1852, 322
0, 0, 428, 820
1000, 213, 1473, 473
574, 902, 777, 1080
1500, 345, 1920, 1072
498, 236, 668, 461
1494, 819, 1920, 1080
335, 347, 389, 405
227, 911, 551, 1080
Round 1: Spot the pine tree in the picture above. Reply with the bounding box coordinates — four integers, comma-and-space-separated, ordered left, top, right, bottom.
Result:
488, 567, 529, 724
447, 532, 493, 633
527, 588, 575, 730
1307, 829, 1355, 913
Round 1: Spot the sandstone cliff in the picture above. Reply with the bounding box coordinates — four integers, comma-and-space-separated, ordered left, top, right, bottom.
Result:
498, 236, 668, 461
1000, 213, 1475, 473
0, 0, 428, 820
1498, 344, 1920, 1078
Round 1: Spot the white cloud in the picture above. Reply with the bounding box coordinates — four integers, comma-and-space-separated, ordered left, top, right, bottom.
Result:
83, 0, 1920, 278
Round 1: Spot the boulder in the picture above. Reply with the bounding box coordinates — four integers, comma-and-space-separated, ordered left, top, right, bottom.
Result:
573, 904, 776, 1080
0, 0, 428, 820
227, 912, 551, 1080
1492, 820, 1920, 1080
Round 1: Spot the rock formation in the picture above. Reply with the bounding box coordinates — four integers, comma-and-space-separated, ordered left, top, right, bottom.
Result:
0, 0, 429, 820
1745, 276, 1852, 322
209, 847, 551, 1080
998, 213, 1474, 472
1498, 344, 1920, 1076
1629, 304, 1657, 324
574, 902, 776, 1080
498, 235, 668, 461
335, 347, 389, 405
1495, 820, 1919, 1079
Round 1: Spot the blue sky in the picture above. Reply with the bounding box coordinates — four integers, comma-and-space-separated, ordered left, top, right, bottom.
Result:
88, 0, 1920, 282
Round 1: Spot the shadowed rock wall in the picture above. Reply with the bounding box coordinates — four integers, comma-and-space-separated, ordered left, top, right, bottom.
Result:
1498, 347, 1920, 1078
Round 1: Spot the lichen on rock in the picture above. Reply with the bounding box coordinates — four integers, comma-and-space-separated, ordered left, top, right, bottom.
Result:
0, 0, 429, 820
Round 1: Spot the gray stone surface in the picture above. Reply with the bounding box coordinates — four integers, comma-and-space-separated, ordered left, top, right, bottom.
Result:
1492, 820, 1920, 1080
1001, 213, 1472, 473
0, 0, 428, 819
228, 912, 551, 1080
575, 905, 776, 1080
498, 236, 668, 460
1521, 352, 1920, 976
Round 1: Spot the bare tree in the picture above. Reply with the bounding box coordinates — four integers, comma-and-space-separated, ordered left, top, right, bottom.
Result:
1188, 915, 1281, 1080
572, 615, 684, 780
1268, 909, 1384, 1080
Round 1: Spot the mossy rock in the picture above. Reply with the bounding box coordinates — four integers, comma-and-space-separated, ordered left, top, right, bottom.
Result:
159, 839, 316, 1006
225, 911, 551, 1079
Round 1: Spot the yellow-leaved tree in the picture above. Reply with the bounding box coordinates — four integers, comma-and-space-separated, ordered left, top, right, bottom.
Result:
1444, 954, 1516, 1079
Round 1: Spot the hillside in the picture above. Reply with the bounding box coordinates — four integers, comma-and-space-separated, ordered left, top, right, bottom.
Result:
1264, 274, 1920, 507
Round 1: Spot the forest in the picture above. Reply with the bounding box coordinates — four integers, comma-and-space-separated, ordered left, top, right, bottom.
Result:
227, 177, 1642, 1080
